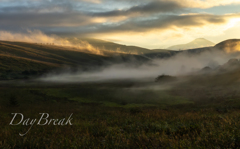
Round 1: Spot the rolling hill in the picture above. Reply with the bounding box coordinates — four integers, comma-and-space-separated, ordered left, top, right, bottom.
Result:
214, 39, 240, 52
69, 38, 177, 55
70, 38, 179, 59
0, 41, 113, 79
0, 40, 177, 79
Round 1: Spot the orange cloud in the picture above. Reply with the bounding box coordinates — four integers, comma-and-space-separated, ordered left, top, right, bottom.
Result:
173, 0, 240, 8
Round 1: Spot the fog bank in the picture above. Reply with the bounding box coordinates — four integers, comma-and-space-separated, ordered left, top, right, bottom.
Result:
39, 49, 240, 83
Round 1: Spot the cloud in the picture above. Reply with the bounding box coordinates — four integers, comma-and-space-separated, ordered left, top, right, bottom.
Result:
0, 3, 73, 13
4, 12, 233, 37
81, 0, 102, 3
0, 0, 239, 31
91, 1, 185, 17
0, 0, 240, 49
0, 30, 69, 45
173, 0, 240, 9
91, 13, 240, 49
0, 12, 95, 27
79, 13, 229, 35
1, 0, 240, 10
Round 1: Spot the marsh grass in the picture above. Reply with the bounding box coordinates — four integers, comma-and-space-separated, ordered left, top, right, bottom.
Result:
1, 82, 240, 148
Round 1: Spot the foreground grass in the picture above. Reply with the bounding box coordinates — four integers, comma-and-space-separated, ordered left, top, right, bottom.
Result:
2, 105, 240, 148
1, 82, 240, 148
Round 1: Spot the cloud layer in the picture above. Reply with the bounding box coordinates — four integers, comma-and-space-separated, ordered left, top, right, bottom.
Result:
0, 0, 240, 48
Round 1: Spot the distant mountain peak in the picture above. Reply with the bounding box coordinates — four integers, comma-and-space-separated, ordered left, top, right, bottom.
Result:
168, 38, 215, 50
193, 38, 210, 42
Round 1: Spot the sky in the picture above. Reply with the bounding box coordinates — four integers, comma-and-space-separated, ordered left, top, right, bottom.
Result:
0, 0, 240, 49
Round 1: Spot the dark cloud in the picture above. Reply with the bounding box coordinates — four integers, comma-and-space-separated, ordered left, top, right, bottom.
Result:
0, 1, 184, 29
0, 0, 237, 38
0, 12, 229, 36
54, 14, 228, 35
91, 1, 185, 17
0, 4, 73, 13
0, 12, 92, 28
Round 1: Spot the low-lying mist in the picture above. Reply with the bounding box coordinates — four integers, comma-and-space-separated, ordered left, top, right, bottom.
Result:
39, 49, 240, 83
0, 30, 140, 56
0, 30, 107, 55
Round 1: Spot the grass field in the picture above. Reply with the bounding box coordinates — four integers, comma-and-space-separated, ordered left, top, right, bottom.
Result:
1, 80, 240, 149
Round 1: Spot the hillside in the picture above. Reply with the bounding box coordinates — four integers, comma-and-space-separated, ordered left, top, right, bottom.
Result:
71, 38, 179, 59
214, 39, 240, 52
70, 38, 179, 55
0, 41, 113, 79
0, 40, 176, 79
69, 38, 151, 54
168, 38, 215, 50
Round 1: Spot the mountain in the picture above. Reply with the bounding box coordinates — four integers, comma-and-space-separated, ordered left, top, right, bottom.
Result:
214, 39, 240, 52
168, 38, 215, 50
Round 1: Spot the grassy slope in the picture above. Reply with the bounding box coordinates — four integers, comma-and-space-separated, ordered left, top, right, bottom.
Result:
0, 41, 111, 66
70, 38, 179, 56
0, 40, 179, 79
214, 39, 240, 51
0, 41, 115, 79
70, 38, 151, 54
